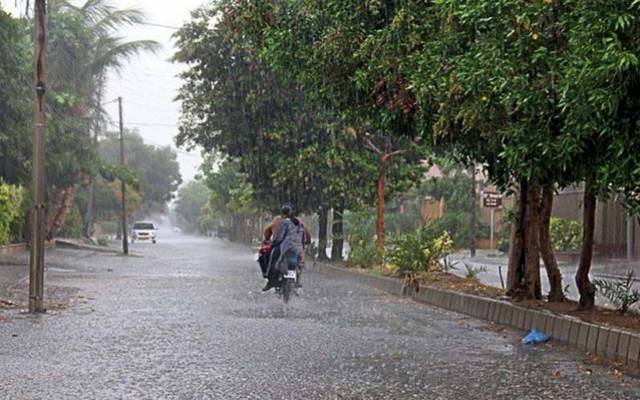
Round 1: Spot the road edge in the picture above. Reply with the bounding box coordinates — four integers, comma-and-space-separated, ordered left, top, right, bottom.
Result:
319, 262, 640, 368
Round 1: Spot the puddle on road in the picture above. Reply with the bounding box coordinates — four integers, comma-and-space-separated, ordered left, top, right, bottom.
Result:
48, 267, 76, 273
228, 305, 341, 322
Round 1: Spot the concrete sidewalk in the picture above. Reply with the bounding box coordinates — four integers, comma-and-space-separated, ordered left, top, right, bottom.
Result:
449, 250, 640, 309
0, 249, 82, 311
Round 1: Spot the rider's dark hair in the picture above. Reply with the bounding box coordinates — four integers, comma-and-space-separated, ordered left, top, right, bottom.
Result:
280, 203, 295, 218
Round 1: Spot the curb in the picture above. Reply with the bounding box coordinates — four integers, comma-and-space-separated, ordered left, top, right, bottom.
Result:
0, 241, 55, 255
320, 263, 640, 368
0, 243, 27, 255
54, 239, 126, 255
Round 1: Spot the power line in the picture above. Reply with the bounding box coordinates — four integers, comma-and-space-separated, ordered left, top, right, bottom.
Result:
107, 121, 179, 128
100, 98, 119, 106
138, 21, 182, 30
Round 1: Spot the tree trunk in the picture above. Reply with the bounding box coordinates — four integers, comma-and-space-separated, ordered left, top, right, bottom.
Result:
576, 181, 597, 310
83, 177, 96, 238
47, 189, 65, 233
331, 203, 344, 262
47, 186, 76, 240
507, 179, 527, 297
539, 184, 565, 302
317, 207, 329, 261
116, 219, 122, 240
0, 140, 7, 182
523, 182, 542, 300
375, 160, 386, 254
230, 214, 238, 242
84, 81, 102, 238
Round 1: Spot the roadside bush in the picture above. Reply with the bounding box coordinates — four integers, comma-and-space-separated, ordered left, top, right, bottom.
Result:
344, 210, 378, 268
305, 241, 318, 260
99, 221, 119, 236
497, 204, 514, 253
549, 218, 582, 251
0, 182, 26, 245
463, 263, 488, 280
594, 271, 640, 314
385, 197, 422, 235
58, 205, 83, 238
386, 224, 454, 282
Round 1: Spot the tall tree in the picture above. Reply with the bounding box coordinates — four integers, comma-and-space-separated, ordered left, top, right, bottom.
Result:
95, 130, 181, 215
560, 0, 640, 309
173, 2, 405, 257
174, 180, 211, 233
236, 0, 425, 259
0, 9, 31, 185
45, 0, 159, 238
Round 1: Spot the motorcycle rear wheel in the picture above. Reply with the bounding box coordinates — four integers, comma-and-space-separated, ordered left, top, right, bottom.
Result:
282, 279, 293, 304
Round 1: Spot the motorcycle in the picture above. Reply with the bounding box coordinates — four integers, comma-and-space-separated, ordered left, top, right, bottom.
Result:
277, 254, 302, 303
258, 241, 300, 304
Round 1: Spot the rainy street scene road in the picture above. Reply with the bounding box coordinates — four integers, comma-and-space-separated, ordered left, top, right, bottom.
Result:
5, 0, 640, 399
1, 227, 640, 399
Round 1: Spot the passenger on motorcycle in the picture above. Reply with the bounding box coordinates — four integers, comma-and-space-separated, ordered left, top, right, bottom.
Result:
261, 204, 309, 292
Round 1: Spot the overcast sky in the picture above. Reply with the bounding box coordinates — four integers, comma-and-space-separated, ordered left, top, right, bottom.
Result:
102, 0, 206, 184
1, 0, 207, 183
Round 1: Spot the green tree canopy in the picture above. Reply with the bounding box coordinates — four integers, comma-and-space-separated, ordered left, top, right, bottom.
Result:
98, 130, 182, 214
174, 180, 211, 233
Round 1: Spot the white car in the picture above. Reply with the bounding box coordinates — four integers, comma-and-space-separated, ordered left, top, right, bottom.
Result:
131, 221, 157, 244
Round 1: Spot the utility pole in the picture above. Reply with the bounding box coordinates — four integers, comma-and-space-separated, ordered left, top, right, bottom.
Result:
29, 0, 47, 313
118, 97, 129, 255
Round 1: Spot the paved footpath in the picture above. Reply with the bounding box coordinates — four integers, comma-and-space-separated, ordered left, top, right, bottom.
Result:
1, 229, 639, 399
449, 250, 640, 309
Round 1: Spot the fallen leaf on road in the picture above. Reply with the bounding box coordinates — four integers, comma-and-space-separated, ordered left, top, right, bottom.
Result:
553, 370, 563, 377
609, 369, 624, 378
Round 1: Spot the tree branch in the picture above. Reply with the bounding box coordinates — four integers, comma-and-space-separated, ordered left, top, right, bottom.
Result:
362, 133, 383, 155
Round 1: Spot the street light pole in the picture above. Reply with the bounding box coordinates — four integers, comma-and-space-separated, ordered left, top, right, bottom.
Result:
29, 0, 47, 314
118, 97, 129, 255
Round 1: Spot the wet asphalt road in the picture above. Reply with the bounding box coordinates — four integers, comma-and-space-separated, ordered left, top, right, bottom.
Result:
1, 229, 640, 399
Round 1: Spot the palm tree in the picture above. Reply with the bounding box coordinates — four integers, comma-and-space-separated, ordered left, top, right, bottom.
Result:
45, 0, 160, 239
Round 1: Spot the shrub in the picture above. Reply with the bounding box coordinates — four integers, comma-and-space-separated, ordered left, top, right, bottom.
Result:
549, 218, 582, 252
99, 221, 119, 236
497, 204, 514, 253
386, 224, 454, 278
344, 210, 379, 268
305, 241, 318, 260
58, 205, 83, 238
429, 212, 469, 248
463, 263, 488, 280
594, 271, 640, 314
0, 182, 26, 245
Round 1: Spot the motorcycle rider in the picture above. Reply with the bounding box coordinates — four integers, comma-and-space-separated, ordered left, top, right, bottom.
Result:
262, 204, 309, 292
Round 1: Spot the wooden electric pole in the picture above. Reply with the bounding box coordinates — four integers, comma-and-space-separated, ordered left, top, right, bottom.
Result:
118, 97, 129, 255
29, 0, 47, 313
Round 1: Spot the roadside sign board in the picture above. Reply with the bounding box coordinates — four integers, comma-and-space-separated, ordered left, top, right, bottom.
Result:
482, 192, 502, 208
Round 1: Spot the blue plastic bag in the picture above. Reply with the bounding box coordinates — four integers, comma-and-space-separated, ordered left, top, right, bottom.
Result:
522, 329, 551, 345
